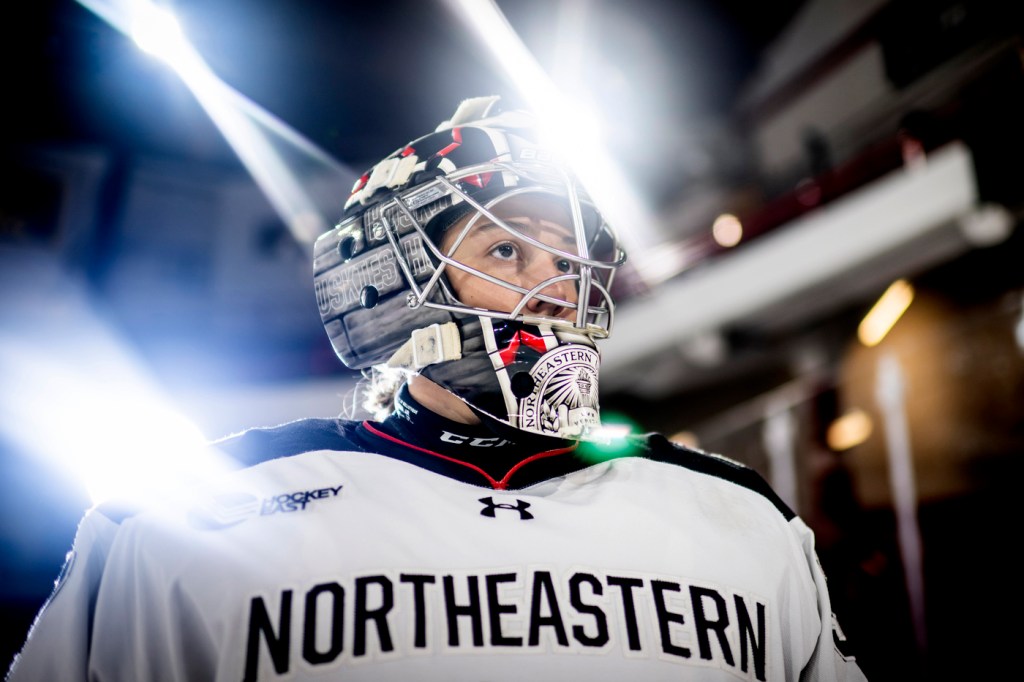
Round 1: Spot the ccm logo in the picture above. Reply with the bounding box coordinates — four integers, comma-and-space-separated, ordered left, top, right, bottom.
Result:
440, 431, 511, 447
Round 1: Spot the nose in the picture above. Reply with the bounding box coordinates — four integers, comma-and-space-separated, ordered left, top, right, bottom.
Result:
522, 258, 577, 320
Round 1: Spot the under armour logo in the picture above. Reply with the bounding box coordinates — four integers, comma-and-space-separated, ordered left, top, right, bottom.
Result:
479, 496, 534, 520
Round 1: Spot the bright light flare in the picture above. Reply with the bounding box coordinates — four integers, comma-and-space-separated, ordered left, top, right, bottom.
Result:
576, 412, 642, 462
0, 331, 234, 506
634, 239, 708, 284
826, 409, 873, 451
858, 279, 915, 347
712, 214, 743, 248
131, 2, 187, 63
78, 0, 353, 244
444, 0, 661, 267
589, 423, 632, 442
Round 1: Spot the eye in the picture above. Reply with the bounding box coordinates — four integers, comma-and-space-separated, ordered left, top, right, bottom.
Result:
490, 242, 518, 261
556, 258, 574, 273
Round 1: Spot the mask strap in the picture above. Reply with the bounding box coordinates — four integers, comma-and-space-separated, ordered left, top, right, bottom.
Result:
386, 322, 463, 371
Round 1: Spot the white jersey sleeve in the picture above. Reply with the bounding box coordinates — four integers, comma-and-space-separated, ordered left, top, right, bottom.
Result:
791, 516, 866, 682
6, 506, 120, 682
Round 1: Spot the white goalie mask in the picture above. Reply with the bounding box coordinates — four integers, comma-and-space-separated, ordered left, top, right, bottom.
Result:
313, 97, 626, 439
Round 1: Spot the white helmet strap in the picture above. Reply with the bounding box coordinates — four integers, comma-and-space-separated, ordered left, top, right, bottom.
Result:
386, 322, 463, 371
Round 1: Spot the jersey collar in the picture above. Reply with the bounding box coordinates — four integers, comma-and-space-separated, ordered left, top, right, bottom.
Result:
361, 384, 580, 490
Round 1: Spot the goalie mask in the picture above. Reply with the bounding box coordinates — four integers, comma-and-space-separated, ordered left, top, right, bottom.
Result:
313, 96, 625, 439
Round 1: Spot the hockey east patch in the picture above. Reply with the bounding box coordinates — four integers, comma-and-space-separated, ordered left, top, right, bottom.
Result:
187, 484, 344, 530
241, 566, 770, 681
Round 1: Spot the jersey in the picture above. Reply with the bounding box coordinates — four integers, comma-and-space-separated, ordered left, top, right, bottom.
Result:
6, 389, 867, 681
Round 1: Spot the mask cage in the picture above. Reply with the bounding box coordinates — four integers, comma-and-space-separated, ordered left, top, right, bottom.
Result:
380, 160, 625, 338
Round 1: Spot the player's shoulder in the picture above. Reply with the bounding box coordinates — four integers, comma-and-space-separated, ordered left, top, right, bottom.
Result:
211, 417, 365, 467
626, 432, 795, 521
95, 418, 365, 526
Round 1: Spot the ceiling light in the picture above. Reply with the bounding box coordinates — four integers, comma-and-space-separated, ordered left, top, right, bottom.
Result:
712, 213, 743, 248
827, 409, 873, 451
858, 279, 914, 347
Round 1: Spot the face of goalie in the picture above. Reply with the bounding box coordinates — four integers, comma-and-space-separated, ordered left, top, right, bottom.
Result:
406, 195, 583, 425
440, 195, 580, 321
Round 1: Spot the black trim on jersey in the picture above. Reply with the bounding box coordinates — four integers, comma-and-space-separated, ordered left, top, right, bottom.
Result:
210, 413, 576, 490
212, 411, 795, 516
213, 417, 794, 521
208, 404, 582, 491
372, 385, 576, 484
108, 408, 794, 520
213, 418, 367, 467
356, 420, 578, 490
640, 433, 796, 521
96, 420, 369, 525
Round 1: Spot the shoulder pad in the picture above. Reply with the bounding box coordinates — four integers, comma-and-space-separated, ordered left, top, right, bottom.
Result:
92, 420, 363, 526
95, 498, 142, 525
640, 433, 796, 521
90, 421, 364, 526
211, 418, 365, 468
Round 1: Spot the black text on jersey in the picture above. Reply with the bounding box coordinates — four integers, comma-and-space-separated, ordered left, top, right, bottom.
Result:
242, 566, 768, 681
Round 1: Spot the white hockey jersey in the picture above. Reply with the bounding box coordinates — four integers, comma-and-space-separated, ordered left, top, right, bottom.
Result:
7, 415, 867, 681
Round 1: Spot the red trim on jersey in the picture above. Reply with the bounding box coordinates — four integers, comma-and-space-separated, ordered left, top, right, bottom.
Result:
400, 146, 416, 157
495, 449, 574, 489
361, 420, 576, 490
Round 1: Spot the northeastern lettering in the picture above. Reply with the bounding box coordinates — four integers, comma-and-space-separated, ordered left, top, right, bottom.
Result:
242, 569, 769, 680
531, 349, 598, 382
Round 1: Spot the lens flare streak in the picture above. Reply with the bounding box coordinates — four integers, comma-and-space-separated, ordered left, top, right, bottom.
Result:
444, 0, 661, 265
78, 0, 352, 244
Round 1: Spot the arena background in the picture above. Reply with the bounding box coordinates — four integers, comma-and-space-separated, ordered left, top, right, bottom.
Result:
3, 1, 1022, 679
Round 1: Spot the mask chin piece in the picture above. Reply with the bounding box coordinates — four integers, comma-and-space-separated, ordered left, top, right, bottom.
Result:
423, 316, 604, 441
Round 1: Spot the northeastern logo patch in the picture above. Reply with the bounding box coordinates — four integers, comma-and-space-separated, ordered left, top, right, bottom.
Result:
519, 345, 600, 435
